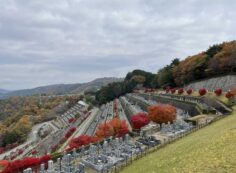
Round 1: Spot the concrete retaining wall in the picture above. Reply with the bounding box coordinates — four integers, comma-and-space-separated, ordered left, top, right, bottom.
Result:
185, 75, 236, 91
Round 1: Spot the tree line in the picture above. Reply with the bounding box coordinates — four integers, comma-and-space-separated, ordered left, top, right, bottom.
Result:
95, 40, 236, 104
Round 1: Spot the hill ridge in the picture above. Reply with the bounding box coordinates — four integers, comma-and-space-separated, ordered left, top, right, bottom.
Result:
0, 77, 123, 98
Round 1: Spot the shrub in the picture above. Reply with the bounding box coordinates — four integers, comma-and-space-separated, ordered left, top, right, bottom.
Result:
64, 127, 76, 139
171, 89, 176, 94
199, 88, 207, 96
225, 91, 234, 99
148, 104, 176, 124
214, 88, 222, 96
131, 112, 150, 130
31, 150, 37, 155
69, 127, 76, 133
0, 147, 6, 154
59, 137, 67, 144
178, 88, 184, 94
68, 118, 76, 123
17, 149, 24, 155
187, 89, 193, 95
50, 144, 58, 152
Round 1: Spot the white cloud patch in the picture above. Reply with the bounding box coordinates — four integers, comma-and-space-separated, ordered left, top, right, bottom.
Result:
0, 0, 235, 90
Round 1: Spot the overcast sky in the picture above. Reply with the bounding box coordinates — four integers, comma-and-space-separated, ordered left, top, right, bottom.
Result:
0, 0, 235, 90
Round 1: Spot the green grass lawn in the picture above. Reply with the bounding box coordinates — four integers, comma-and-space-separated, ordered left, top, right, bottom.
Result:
121, 112, 236, 173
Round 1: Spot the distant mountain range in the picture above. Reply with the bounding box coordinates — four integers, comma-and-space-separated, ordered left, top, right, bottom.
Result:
0, 77, 123, 99
0, 89, 9, 95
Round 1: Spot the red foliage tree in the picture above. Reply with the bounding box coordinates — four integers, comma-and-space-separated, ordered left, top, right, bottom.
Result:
31, 150, 37, 155
65, 131, 72, 139
0, 160, 9, 172
69, 135, 95, 149
148, 104, 176, 124
95, 118, 129, 138
95, 123, 113, 139
2, 155, 51, 173
59, 137, 67, 144
199, 88, 207, 96
178, 88, 184, 94
69, 127, 76, 132
64, 127, 76, 138
39, 154, 51, 165
130, 112, 150, 130
17, 149, 24, 155
214, 88, 222, 96
187, 88, 193, 95
50, 144, 58, 152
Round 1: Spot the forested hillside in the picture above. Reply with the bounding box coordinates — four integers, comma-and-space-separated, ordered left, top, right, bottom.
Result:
0, 95, 80, 148
95, 70, 157, 104
173, 41, 236, 86
95, 41, 236, 104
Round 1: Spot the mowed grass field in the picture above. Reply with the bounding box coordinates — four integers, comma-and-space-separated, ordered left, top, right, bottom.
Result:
121, 110, 236, 173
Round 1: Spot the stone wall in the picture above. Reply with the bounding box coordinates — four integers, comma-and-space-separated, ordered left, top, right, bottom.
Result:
185, 75, 236, 91
148, 95, 200, 116
138, 94, 200, 116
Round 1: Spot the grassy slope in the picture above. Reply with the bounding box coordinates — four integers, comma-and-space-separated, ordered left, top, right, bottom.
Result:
121, 110, 236, 173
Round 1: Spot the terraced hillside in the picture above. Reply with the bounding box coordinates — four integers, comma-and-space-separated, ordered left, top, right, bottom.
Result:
121, 109, 236, 173
186, 75, 236, 92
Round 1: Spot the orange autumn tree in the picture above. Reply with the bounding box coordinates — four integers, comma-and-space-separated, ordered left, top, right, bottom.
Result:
148, 104, 177, 125
95, 123, 113, 139
95, 118, 129, 138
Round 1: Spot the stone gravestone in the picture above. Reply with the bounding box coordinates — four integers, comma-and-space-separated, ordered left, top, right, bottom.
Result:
125, 134, 130, 142
103, 141, 109, 154
73, 148, 77, 158
80, 145, 85, 156
23, 168, 32, 173
47, 160, 54, 173
115, 149, 121, 158
115, 138, 120, 147
161, 123, 166, 133
77, 163, 85, 173
40, 163, 45, 173
55, 158, 61, 172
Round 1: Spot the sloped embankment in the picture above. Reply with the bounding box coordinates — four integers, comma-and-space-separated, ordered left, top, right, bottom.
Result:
121, 112, 236, 173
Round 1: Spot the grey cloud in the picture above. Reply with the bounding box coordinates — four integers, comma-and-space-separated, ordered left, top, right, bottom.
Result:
0, 0, 235, 90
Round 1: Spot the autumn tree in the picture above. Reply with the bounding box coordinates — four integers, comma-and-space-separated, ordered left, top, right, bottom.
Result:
173, 41, 236, 86
95, 123, 113, 139
131, 112, 150, 130
68, 135, 100, 149
95, 118, 129, 138
148, 104, 176, 125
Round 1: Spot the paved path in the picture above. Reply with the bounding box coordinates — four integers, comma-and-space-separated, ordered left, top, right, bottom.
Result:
0, 121, 53, 160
